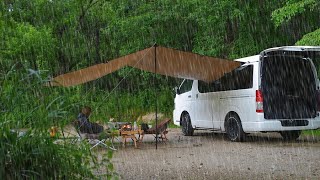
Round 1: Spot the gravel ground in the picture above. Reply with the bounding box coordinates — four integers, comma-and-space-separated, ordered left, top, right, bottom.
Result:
111, 128, 320, 180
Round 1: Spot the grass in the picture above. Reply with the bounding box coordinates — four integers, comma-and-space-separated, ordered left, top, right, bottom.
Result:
302, 130, 320, 136
168, 122, 179, 128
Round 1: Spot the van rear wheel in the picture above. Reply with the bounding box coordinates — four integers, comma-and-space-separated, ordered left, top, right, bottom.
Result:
280, 130, 301, 141
181, 113, 194, 136
225, 114, 245, 142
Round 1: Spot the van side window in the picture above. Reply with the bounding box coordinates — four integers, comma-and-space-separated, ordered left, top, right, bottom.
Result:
179, 79, 193, 94
220, 65, 253, 91
198, 65, 253, 93
198, 80, 216, 93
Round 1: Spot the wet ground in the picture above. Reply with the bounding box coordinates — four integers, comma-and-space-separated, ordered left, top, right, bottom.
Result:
111, 128, 320, 180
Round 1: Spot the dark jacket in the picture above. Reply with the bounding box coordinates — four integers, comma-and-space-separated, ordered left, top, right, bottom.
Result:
77, 113, 103, 134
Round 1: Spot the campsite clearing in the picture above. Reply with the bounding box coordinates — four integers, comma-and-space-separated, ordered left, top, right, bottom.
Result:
109, 128, 320, 179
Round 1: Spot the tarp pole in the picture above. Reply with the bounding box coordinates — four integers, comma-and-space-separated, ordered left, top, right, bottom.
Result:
155, 44, 158, 149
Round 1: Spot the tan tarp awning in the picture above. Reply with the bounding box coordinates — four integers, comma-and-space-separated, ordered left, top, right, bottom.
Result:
49, 46, 241, 87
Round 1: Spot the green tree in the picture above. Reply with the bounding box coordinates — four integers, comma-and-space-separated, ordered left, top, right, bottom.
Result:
272, 0, 320, 45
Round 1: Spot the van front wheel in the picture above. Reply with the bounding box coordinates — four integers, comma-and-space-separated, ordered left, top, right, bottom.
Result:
280, 130, 301, 141
225, 114, 245, 142
181, 113, 194, 136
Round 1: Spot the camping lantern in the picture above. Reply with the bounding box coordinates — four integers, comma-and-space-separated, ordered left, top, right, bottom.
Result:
121, 124, 132, 131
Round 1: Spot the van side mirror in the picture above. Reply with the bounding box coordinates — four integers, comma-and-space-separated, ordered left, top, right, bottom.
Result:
174, 87, 180, 95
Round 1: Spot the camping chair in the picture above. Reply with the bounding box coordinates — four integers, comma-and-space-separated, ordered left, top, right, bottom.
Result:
143, 118, 171, 142
72, 120, 116, 150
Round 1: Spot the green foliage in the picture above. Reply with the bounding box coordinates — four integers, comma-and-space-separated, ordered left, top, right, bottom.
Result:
5, 23, 56, 70
0, 68, 116, 178
82, 87, 174, 123
271, 0, 320, 47
2, 0, 318, 86
190, 0, 289, 59
272, 0, 319, 27
0, 131, 94, 179
302, 130, 320, 136
295, 28, 320, 46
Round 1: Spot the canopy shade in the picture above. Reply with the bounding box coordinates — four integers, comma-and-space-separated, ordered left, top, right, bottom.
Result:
49, 46, 241, 87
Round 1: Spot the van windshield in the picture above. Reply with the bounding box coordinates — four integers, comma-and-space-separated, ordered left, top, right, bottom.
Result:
179, 79, 193, 94
261, 51, 317, 119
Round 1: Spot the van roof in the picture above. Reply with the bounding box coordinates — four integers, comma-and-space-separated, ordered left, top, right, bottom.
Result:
262, 46, 320, 54
235, 55, 260, 63
234, 46, 320, 63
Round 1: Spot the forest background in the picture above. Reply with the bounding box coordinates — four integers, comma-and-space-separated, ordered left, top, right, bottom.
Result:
0, 0, 319, 178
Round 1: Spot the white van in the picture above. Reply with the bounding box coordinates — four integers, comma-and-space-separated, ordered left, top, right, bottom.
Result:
173, 46, 320, 141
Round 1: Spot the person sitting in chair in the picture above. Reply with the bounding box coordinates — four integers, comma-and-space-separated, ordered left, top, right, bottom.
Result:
77, 106, 103, 134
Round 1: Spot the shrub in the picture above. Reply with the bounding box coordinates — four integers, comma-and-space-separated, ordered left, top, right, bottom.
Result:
0, 67, 115, 179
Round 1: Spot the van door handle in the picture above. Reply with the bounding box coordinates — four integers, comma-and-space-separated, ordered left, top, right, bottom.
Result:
196, 94, 198, 98
188, 95, 191, 98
